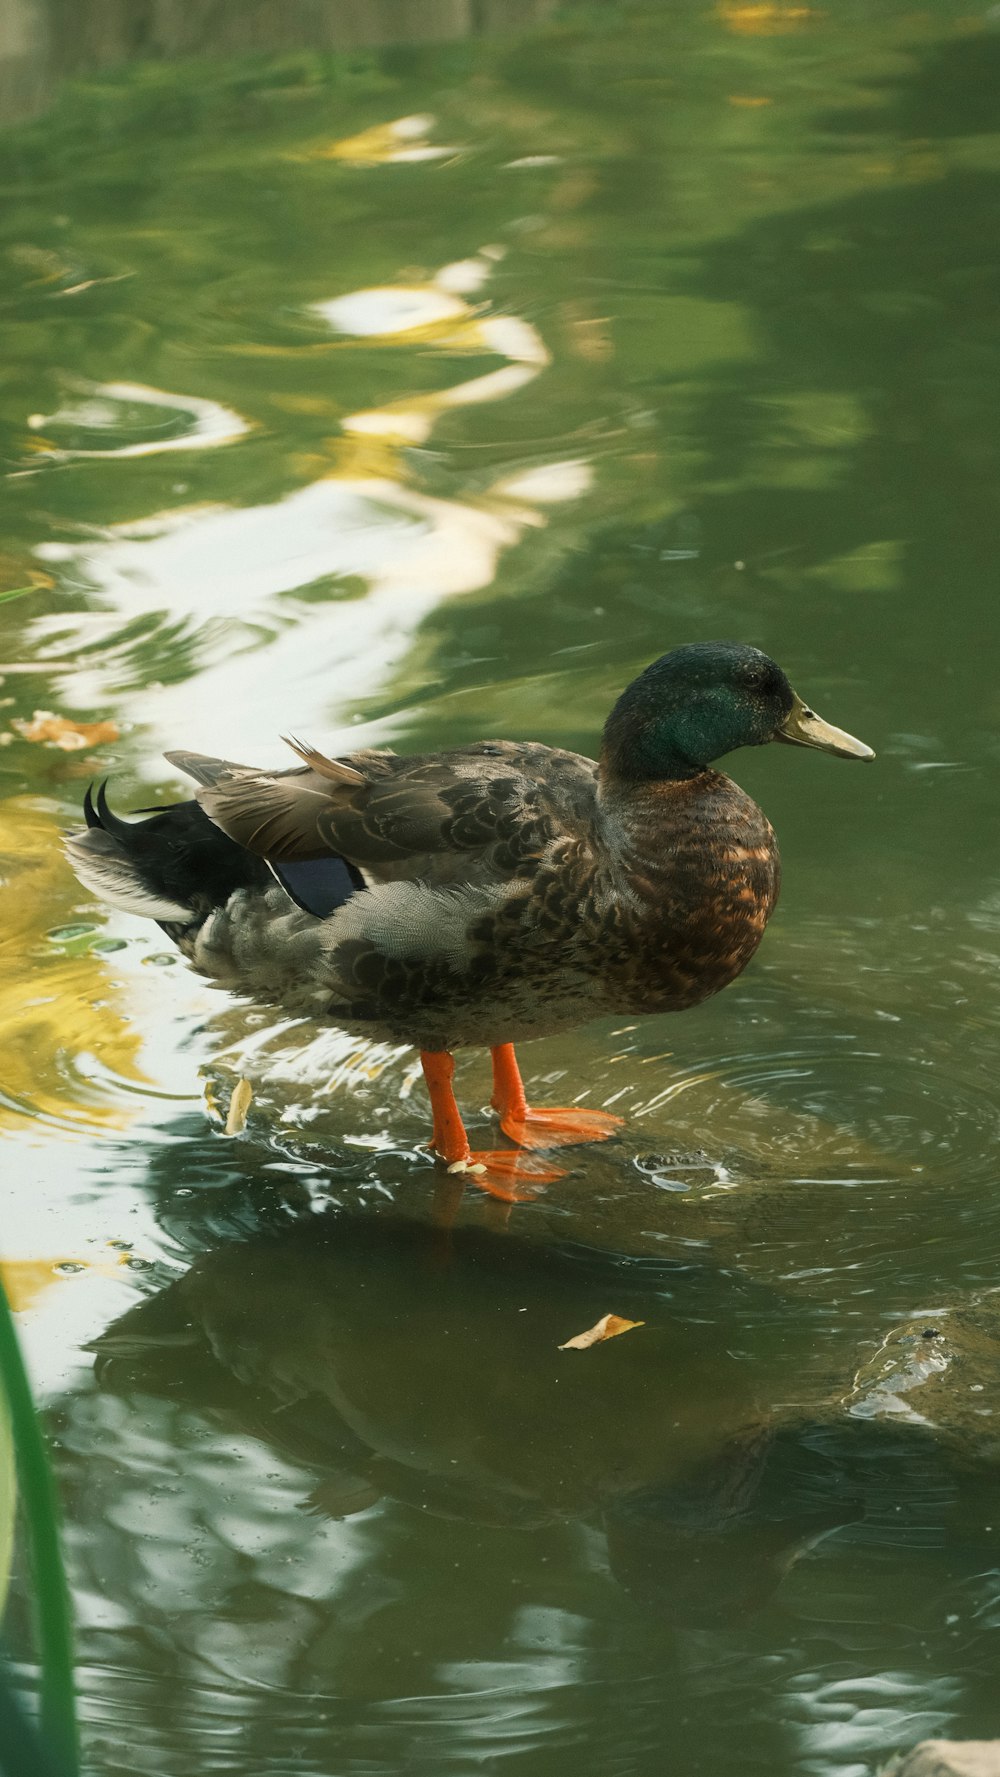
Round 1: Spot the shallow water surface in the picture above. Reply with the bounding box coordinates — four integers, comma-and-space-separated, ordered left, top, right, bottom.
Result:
2, 4, 1000, 1773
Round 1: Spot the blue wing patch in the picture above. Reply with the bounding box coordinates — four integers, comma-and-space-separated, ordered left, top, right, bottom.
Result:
268, 855, 362, 919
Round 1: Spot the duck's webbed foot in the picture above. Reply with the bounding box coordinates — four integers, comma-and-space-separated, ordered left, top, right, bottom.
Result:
420, 1049, 565, 1202
489, 1044, 624, 1151
496, 1105, 624, 1149
444, 1150, 566, 1203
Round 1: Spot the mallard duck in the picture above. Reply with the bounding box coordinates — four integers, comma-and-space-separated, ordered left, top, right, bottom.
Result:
66, 642, 872, 1198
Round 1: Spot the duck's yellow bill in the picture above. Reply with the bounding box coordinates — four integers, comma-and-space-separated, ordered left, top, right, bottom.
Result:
777, 693, 874, 761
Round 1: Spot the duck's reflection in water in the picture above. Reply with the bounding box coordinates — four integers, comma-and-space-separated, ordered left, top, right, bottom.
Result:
91, 1209, 1000, 1636
95, 1215, 750, 1537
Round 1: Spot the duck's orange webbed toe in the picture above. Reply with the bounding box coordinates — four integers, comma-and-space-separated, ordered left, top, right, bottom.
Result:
495, 1104, 624, 1150
420, 1049, 566, 1203
489, 1044, 623, 1151
449, 1150, 567, 1202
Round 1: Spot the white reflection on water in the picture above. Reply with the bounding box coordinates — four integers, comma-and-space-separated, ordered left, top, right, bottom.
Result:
30, 248, 588, 768
783, 1668, 961, 1777
315, 284, 470, 334
29, 381, 250, 458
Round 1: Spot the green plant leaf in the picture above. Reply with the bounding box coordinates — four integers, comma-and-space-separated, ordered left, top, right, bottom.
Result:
0, 1275, 78, 1776
0, 1393, 12, 1619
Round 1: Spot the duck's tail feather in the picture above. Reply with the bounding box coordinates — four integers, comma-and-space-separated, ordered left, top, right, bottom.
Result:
65, 783, 272, 929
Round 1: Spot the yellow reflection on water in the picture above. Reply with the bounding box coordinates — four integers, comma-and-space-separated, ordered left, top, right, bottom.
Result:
717, 3, 821, 33
301, 112, 462, 166
0, 800, 144, 1133
0, 1252, 136, 1312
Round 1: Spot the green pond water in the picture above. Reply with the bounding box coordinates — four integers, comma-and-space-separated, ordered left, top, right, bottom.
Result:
2, 3, 1000, 1772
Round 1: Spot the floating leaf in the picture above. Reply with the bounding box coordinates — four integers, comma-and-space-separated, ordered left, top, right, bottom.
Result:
224, 1077, 253, 1135
559, 1313, 645, 1351
11, 710, 120, 750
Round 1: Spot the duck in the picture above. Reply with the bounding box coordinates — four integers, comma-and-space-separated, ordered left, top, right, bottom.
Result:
65, 641, 873, 1199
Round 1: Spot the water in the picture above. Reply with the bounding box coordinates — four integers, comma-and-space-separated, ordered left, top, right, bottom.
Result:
2, 3, 1000, 1771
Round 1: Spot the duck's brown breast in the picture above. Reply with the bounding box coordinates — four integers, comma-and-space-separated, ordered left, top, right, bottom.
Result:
566, 769, 781, 1015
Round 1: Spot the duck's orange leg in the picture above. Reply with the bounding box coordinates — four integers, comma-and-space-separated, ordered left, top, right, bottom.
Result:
420, 1051, 565, 1202
489, 1043, 623, 1150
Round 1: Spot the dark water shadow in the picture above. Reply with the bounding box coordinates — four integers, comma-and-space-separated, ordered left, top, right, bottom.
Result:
818, 29, 1000, 140
672, 46, 1000, 657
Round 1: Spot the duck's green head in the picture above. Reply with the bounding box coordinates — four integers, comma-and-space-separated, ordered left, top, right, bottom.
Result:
601, 642, 874, 782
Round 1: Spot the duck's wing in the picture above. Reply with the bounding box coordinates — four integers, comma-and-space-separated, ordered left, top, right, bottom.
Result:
166, 740, 599, 887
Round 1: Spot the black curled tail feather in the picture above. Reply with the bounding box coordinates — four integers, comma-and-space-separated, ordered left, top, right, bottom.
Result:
66, 782, 273, 932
